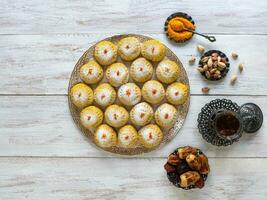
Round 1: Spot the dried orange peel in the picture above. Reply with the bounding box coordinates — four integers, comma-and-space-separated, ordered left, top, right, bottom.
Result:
167, 17, 196, 42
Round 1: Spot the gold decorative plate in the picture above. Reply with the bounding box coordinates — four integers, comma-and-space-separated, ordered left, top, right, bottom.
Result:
68, 34, 190, 155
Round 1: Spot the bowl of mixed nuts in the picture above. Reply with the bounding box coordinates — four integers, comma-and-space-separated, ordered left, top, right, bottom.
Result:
198, 50, 230, 81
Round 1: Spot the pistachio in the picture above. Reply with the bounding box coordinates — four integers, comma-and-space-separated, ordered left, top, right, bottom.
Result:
202, 87, 210, 94
230, 75, 237, 85
205, 71, 210, 78
203, 65, 208, 71
231, 52, 238, 59
197, 45, 205, 54
188, 56, 196, 65
238, 63, 244, 72
197, 67, 204, 73
207, 58, 213, 67
217, 62, 226, 68
210, 68, 216, 74
215, 70, 221, 75
217, 56, 221, 62
213, 61, 218, 67
201, 56, 209, 63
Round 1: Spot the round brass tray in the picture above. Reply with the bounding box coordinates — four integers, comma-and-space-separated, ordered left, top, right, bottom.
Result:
68, 34, 190, 155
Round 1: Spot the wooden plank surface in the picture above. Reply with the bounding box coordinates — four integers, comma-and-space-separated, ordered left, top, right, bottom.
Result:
1, 0, 266, 199
1, 0, 267, 34
0, 95, 265, 158
1, 34, 267, 95
0, 157, 266, 200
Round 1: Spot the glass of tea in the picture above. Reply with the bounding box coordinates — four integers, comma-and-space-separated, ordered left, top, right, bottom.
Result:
211, 110, 243, 142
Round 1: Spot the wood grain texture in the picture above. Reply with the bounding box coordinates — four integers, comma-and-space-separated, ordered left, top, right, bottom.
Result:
1, 1, 266, 199
1, 34, 267, 95
0, 157, 266, 200
1, 0, 267, 34
0, 95, 265, 158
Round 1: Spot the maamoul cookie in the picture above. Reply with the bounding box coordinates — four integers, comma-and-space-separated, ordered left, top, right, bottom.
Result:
155, 103, 178, 128
141, 39, 166, 62
79, 60, 103, 84
94, 83, 116, 107
138, 124, 163, 148
156, 59, 180, 84
94, 124, 117, 148
130, 102, 153, 126
118, 125, 138, 148
106, 63, 129, 87
80, 106, 103, 129
130, 57, 153, 83
104, 105, 129, 128
118, 37, 141, 61
118, 83, 141, 106
70, 83, 94, 109
142, 80, 165, 104
94, 41, 117, 66
166, 82, 189, 105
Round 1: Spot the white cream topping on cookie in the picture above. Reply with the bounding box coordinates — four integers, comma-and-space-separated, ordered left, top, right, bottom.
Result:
131, 102, 153, 125
168, 86, 184, 102
95, 127, 113, 145
80, 112, 98, 127
95, 88, 114, 106
131, 58, 152, 80
118, 83, 141, 105
97, 45, 115, 62
156, 104, 177, 125
140, 127, 159, 144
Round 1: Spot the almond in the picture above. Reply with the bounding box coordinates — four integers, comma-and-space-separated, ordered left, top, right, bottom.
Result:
202, 87, 210, 94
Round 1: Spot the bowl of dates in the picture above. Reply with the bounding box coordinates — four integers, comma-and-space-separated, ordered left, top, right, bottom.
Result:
164, 146, 210, 190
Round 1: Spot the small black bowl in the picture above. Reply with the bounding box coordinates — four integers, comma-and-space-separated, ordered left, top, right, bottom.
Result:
198, 50, 230, 81
165, 146, 209, 190
164, 12, 195, 43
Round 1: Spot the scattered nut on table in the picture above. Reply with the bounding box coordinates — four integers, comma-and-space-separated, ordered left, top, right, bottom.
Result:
231, 52, 238, 59
202, 87, 210, 94
197, 45, 205, 54
230, 75, 237, 85
188, 56, 196, 65
238, 63, 244, 72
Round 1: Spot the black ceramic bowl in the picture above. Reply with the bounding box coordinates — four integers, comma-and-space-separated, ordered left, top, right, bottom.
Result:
165, 146, 209, 190
164, 12, 195, 43
198, 50, 230, 81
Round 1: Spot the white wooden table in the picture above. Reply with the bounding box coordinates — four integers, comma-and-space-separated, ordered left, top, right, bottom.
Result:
1, 0, 266, 199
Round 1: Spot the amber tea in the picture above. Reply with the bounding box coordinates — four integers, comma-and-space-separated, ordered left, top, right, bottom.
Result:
215, 112, 240, 136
